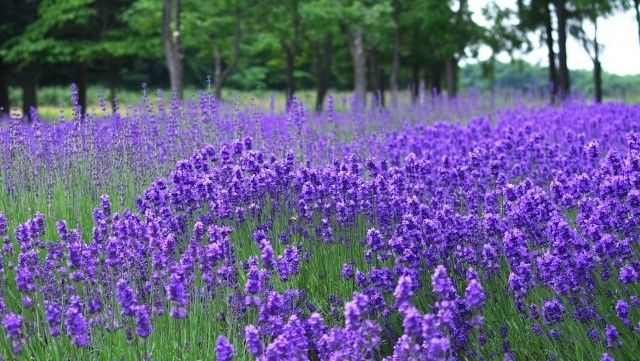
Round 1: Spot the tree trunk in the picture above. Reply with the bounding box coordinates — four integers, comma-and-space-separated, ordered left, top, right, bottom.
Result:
390, 24, 400, 107
212, 7, 241, 100
284, 0, 300, 110
593, 59, 602, 103
76, 63, 87, 115
635, 0, 640, 47
106, 59, 118, 113
445, 57, 458, 98
213, 45, 224, 100
0, 60, 9, 115
162, 0, 184, 99
431, 66, 442, 96
411, 64, 420, 103
554, 0, 570, 100
348, 24, 367, 108
593, 15, 602, 103
369, 49, 384, 107
314, 35, 333, 113
544, 1, 558, 104
284, 47, 295, 110
20, 64, 37, 121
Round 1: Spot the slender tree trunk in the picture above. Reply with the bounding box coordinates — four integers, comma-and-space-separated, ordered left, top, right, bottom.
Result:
76, 63, 87, 115
635, 0, 640, 47
390, 22, 401, 106
315, 86, 329, 114
348, 24, 367, 108
212, 8, 241, 100
284, 47, 296, 109
593, 59, 602, 103
284, 0, 300, 110
554, 0, 570, 100
378, 69, 385, 107
314, 35, 333, 113
213, 41, 240, 100
431, 65, 442, 96
0, 61, 9, 115
424, 72, 432, 97
213, 45, 224, 100
162, 0, 184, 99
445, 0, 465, 99
544, 1, 558, 104
369, 49, 384, 107
106, 59, 118, 113
20, 64, 37, 121
445, 57, 458, 98
593, 16, 602, 103
411, 64, 420, 103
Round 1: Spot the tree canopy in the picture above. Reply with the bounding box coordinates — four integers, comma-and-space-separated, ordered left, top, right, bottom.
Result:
1, 0, 638, 117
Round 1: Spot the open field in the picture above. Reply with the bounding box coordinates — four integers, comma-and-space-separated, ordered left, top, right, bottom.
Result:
1, 91, 640, 360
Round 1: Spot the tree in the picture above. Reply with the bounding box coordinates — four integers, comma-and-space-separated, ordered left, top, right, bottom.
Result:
571, 0, 625, 103
162, 0, 184, 99
183, 0, 245, 100
336, 0, 392, 107
516, 0, 559, 102
0, 61, 8, 115
2, 0, 137, 116
0, 5, 11, 115
211, 5, 241, 100
389, 0, 402, 106
251, 0, 304, 109
0, 0, 41, 118
552, 0, 571, 99
635, 0, 640, 46
91, 0, 141, 112
299, 0, 341, 112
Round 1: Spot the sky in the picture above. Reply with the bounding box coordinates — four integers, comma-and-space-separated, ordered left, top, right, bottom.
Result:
466, 0, 640, 76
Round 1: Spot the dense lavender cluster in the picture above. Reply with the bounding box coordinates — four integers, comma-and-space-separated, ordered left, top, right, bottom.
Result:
0, 90, 511, 219
1, 99, 640, 359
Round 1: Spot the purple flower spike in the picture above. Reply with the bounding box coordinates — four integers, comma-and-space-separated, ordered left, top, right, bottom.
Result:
216, 335, 235, 361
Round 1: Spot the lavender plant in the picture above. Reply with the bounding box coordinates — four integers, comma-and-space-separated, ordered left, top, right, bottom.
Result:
0, 89, 639, 360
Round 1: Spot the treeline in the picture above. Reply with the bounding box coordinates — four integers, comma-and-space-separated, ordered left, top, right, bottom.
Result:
460, 60, 640, 100
1, 0, 639, 118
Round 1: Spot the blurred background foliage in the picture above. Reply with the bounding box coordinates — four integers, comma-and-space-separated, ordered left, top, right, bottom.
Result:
1, 0, 639, 116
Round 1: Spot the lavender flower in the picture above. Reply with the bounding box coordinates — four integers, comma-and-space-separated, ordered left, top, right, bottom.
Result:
65, 295, 90, 347
3, 313, 23, 353
244, 324, 263, 357
135, 305, 152, 338
215, 335, 235, 361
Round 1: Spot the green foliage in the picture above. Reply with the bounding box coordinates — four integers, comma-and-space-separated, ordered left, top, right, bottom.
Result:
0, 0, 637, 107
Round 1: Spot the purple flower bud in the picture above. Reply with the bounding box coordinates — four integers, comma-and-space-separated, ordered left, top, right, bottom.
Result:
135, 305, 152, 338
215, 335, 235, 361
615, 300, 629, 324
619, 265, 638, 284
605, 324, 619, 348
427, 336, 450, 360
393, 274, 414, 305
65, 295, 90, 347
542, 299, 564, 325
244, 324, 263, 357
117, 278, 138, 317
3, 312, 23, 341
464, 279, 485, 310
601, 353, 614, 361
45, 301, 62, 336
341, 262, 354, 280
431, 265, 456, 300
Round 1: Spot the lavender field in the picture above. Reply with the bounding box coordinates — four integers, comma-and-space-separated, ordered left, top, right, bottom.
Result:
1, 90, 640, 361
